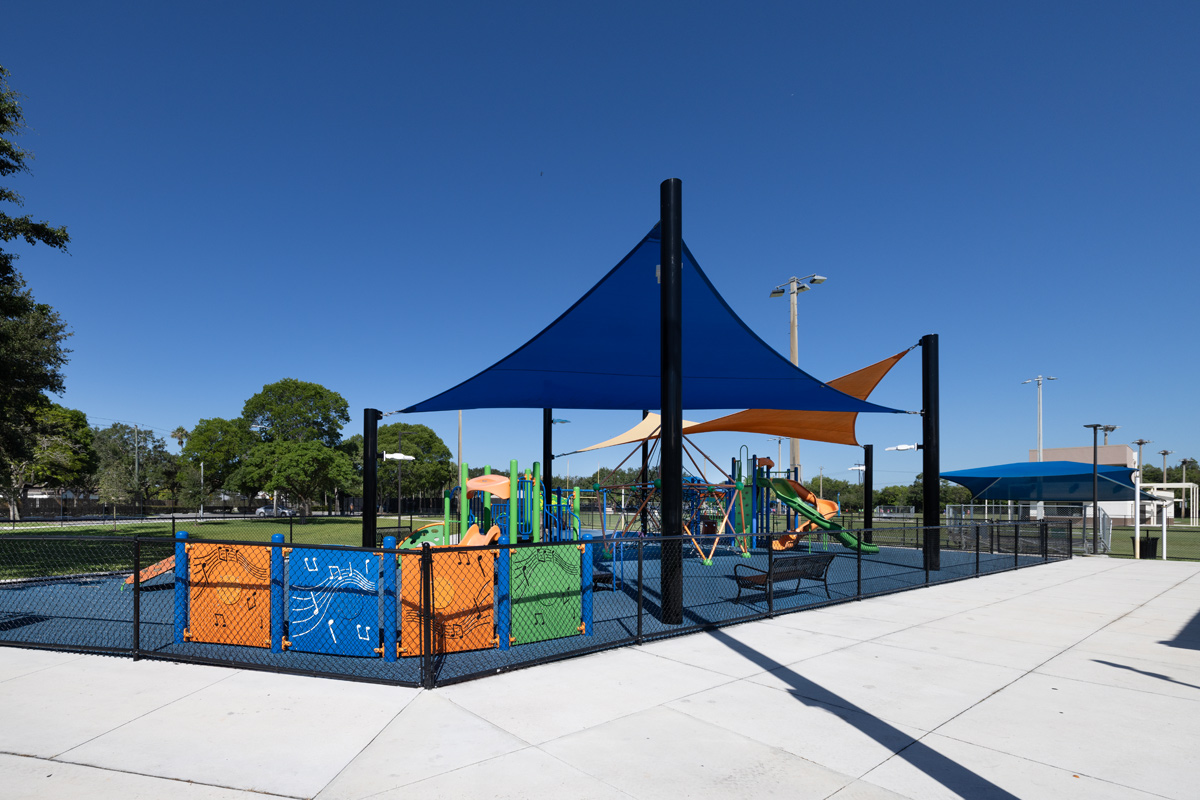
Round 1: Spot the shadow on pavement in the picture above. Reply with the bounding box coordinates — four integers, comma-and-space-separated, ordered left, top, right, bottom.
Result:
1093, 659, 1200, 691
1159, 608, 1200, 651
703, 625, 1020, 799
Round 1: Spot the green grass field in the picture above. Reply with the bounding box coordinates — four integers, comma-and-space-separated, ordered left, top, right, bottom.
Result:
1105, 525, 1200, 561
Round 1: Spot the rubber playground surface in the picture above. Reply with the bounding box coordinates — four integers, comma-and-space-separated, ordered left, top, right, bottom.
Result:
0, 535, 1045, 686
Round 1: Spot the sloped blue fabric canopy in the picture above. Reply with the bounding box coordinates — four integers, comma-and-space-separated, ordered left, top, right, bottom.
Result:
942, 461, 1158, 502
403, 224, 905, 414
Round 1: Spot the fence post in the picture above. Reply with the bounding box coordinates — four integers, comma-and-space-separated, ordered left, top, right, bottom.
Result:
497, 527, 511, 651
173, 531, 188, 645
1067, 519, 1073, 559
1040, 522, 1048, 561
636, 536, 644, 644
133, 536, 141, 660
270, 533, 284, 653
975, 524, 981, 576
1014, 523, 1020, 570
382, 535, 397, 663
289, 514, 294, 544
420, 542, 434, 690
581, 534, 594, 636
766, 532, 775, 617
924, 527, 930, 584
856, 529, 862, 599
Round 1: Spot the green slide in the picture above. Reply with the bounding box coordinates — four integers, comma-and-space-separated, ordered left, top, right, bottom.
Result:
766, 478, 880, 554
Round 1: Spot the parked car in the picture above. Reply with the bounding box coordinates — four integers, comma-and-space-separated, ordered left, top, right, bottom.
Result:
256, 505, 294, 517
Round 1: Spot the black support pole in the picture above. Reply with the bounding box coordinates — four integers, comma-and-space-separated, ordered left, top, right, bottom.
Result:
1092, 427, 1100, 555
659, 178, 684, 625
863, 444, 874, 543
363, 408, 382, 548
543, 409, 553, 491
921, 334, 941, 571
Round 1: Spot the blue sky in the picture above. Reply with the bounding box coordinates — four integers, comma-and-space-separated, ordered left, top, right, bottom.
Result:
5, 1, 1198, 488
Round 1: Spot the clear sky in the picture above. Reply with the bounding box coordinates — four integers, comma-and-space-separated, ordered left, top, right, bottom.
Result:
5, 1, 1198, 489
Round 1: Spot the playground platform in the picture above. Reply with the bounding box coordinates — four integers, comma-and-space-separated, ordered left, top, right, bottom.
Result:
1, 556, 1197, 799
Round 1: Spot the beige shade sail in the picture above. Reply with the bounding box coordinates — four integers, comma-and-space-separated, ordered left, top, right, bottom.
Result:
568, 349, 911, 453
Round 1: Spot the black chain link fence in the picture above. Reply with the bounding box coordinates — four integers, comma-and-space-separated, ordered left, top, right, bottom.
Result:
0, 521, 1071, 687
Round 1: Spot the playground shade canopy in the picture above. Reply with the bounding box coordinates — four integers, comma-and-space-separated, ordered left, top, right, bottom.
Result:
402, 224, 905, 415
685, 349, 912, 445
563, 349, 910, 453
941, 461, 1159, 502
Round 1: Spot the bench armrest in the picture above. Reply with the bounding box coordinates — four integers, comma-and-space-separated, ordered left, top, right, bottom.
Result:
733, 562, 768, 579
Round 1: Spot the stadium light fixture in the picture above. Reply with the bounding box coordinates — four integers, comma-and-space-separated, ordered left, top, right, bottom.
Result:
886, 443, 921, 451
1021, 375, 1057, 461
769, 273, 828, 480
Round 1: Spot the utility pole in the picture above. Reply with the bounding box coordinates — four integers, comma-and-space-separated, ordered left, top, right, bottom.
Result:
1133, 438, 1152, 559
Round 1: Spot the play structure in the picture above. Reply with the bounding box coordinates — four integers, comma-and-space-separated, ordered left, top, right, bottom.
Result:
764, 477, 879, 554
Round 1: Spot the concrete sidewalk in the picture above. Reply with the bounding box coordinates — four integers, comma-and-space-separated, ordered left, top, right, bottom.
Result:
1, 557, 1197, 799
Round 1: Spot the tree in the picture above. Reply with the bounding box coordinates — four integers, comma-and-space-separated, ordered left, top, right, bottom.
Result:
181, 417, 254, 505
89, 424, 171, 510
0, 65, 72, 492
1, 403, 93, 520
377, 423, 454, 500
243, 378, 349, 447
170, 426, 189, 450
1, 65, 70, 285
239, 440, 356, 515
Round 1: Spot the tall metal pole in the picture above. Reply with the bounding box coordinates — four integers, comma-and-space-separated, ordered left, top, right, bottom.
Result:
363, 408, 382, 548
659, 178, 684, 625
921, 334, 940, 571
788, 277, 800, 480
1133, 438, 1151, 559
1085, 424, 1102, 555
1037, 381, 1043, 461
863, 444, 874, 544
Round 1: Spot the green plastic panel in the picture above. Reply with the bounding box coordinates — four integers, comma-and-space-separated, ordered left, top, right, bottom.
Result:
510, 544, 582, 645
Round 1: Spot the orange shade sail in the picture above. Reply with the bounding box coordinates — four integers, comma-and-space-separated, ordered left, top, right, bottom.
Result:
569, 349, 912, 452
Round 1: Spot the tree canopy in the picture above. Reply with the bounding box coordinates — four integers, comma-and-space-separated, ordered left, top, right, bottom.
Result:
0, 65, 72, 513
243, 378, 349, 448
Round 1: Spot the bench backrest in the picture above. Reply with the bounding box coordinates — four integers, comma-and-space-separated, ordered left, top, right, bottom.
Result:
774, 553, 835, 580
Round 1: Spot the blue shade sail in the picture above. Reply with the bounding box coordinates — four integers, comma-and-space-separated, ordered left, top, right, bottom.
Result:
942, 461, 1159, 502
403, 224, 904, 414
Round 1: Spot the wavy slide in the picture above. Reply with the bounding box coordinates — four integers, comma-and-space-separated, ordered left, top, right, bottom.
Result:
766, 477, 880, 554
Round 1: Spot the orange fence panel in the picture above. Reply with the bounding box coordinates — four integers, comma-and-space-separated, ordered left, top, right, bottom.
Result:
400, 549, 495, 656
187, 543, 271, 648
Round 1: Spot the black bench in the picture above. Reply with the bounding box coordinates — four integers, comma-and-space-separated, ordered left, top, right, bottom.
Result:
732, 553, 835, 602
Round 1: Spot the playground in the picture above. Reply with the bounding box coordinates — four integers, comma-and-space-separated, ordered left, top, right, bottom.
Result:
0, 508, 1064, 687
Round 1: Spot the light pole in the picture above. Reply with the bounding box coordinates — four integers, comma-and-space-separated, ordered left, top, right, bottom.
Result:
383, 451, 415, 525
1084, 424, 1110, 555
849, 464, 865, 485
1133, 438, 1152, 559
1102, 425, 1119, 445
1159, 449, 1174, 531
1159, 450, 1173, 485
770, 274, 826, 481
1021, 375, 1057, 461
550, 418, 571, 490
